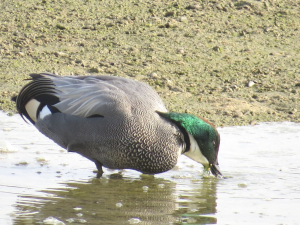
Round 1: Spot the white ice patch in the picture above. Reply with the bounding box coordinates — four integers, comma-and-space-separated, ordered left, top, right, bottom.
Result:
39, 105, 51, 119
0, 140, 14, 152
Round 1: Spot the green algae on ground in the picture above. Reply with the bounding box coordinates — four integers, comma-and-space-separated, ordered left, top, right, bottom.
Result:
0, 0, 299, 126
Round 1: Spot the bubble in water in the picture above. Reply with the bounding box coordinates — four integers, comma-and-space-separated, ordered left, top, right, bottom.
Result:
157, 184, 165, 188
142, 186, 149, 192
128, 218, 141, 224
43, 216, 65, 225
116, 202, 123, 207
73, 207, 82, 211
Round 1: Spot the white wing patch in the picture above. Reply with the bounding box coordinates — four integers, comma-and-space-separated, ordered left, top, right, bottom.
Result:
39, 105, 51, 119
25, 99, 40, 122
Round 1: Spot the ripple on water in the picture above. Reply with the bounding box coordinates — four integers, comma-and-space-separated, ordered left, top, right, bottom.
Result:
0, 111, 300, 224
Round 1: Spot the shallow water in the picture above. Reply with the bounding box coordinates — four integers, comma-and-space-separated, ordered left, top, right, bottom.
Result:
0, 111, 299, 225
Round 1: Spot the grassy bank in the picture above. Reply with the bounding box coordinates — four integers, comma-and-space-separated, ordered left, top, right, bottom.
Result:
0, 0, 299, 126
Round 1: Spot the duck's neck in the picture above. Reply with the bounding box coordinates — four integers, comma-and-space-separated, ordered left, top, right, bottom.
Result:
157, 112, 217, 160
158, 112, 214, 139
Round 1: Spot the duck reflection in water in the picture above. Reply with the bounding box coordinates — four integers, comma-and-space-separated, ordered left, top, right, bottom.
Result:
14, 174, 218, 224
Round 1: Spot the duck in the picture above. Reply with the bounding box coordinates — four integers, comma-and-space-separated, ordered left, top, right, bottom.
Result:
12, 73, 222, 178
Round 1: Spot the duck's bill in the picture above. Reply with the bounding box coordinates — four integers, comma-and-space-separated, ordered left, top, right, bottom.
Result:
210, 164, 222, 177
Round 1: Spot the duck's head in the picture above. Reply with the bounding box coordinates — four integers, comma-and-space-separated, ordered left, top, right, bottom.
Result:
158, 112, 222, 177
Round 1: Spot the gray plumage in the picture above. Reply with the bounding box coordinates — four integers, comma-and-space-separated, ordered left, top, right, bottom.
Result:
14, 73, 185, 176
13, 73, 222, 177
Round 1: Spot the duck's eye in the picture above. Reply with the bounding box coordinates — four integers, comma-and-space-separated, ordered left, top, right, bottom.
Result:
212, 141, 216, 146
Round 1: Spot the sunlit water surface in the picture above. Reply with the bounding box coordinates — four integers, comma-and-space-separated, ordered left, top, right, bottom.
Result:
0, 111, 299, 225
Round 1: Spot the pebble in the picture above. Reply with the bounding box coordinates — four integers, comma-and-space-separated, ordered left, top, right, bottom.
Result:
232, 85, 239, 90
165, 11, 174, 17
248, 80, 256, 87
176, 48, 185, 54
55, 51, 67, 57
7, 112, 14, 116
223, 87, 233, 92
75, 59, 82, 63
56, 24, 66, 30
88, 67, 100, 73
238, 183, 247, 188
166, 79, 173, 86
186, 4, 201, 10
149, 72, 158, 78
179, 16, 188, 23
233, 110, 243, 118
15, 161, 28, 166
36, 157, 47, 163
213, 46, 221, 52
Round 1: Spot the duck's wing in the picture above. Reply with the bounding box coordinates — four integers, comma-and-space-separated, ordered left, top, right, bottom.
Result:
14, 73, 167, 124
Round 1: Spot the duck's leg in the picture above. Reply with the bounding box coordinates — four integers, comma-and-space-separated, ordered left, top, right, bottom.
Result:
95, 160, 104, 178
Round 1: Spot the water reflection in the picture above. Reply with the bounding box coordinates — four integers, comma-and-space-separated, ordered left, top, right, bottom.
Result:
13, 174, 218, 224
2, 112, 300, 224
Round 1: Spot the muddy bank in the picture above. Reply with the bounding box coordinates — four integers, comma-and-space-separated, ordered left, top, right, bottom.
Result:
0, 0, 299, 126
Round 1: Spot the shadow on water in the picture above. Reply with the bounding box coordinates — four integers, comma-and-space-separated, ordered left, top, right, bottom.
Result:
13, 174, 218, 224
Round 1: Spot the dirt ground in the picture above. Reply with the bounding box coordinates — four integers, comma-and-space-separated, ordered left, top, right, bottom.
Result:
0, 0, 299, 126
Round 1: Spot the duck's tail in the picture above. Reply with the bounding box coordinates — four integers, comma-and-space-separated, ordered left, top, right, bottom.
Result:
12, 73, 60, 125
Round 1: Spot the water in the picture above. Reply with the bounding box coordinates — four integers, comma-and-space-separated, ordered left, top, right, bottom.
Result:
0, 111, 299, 225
